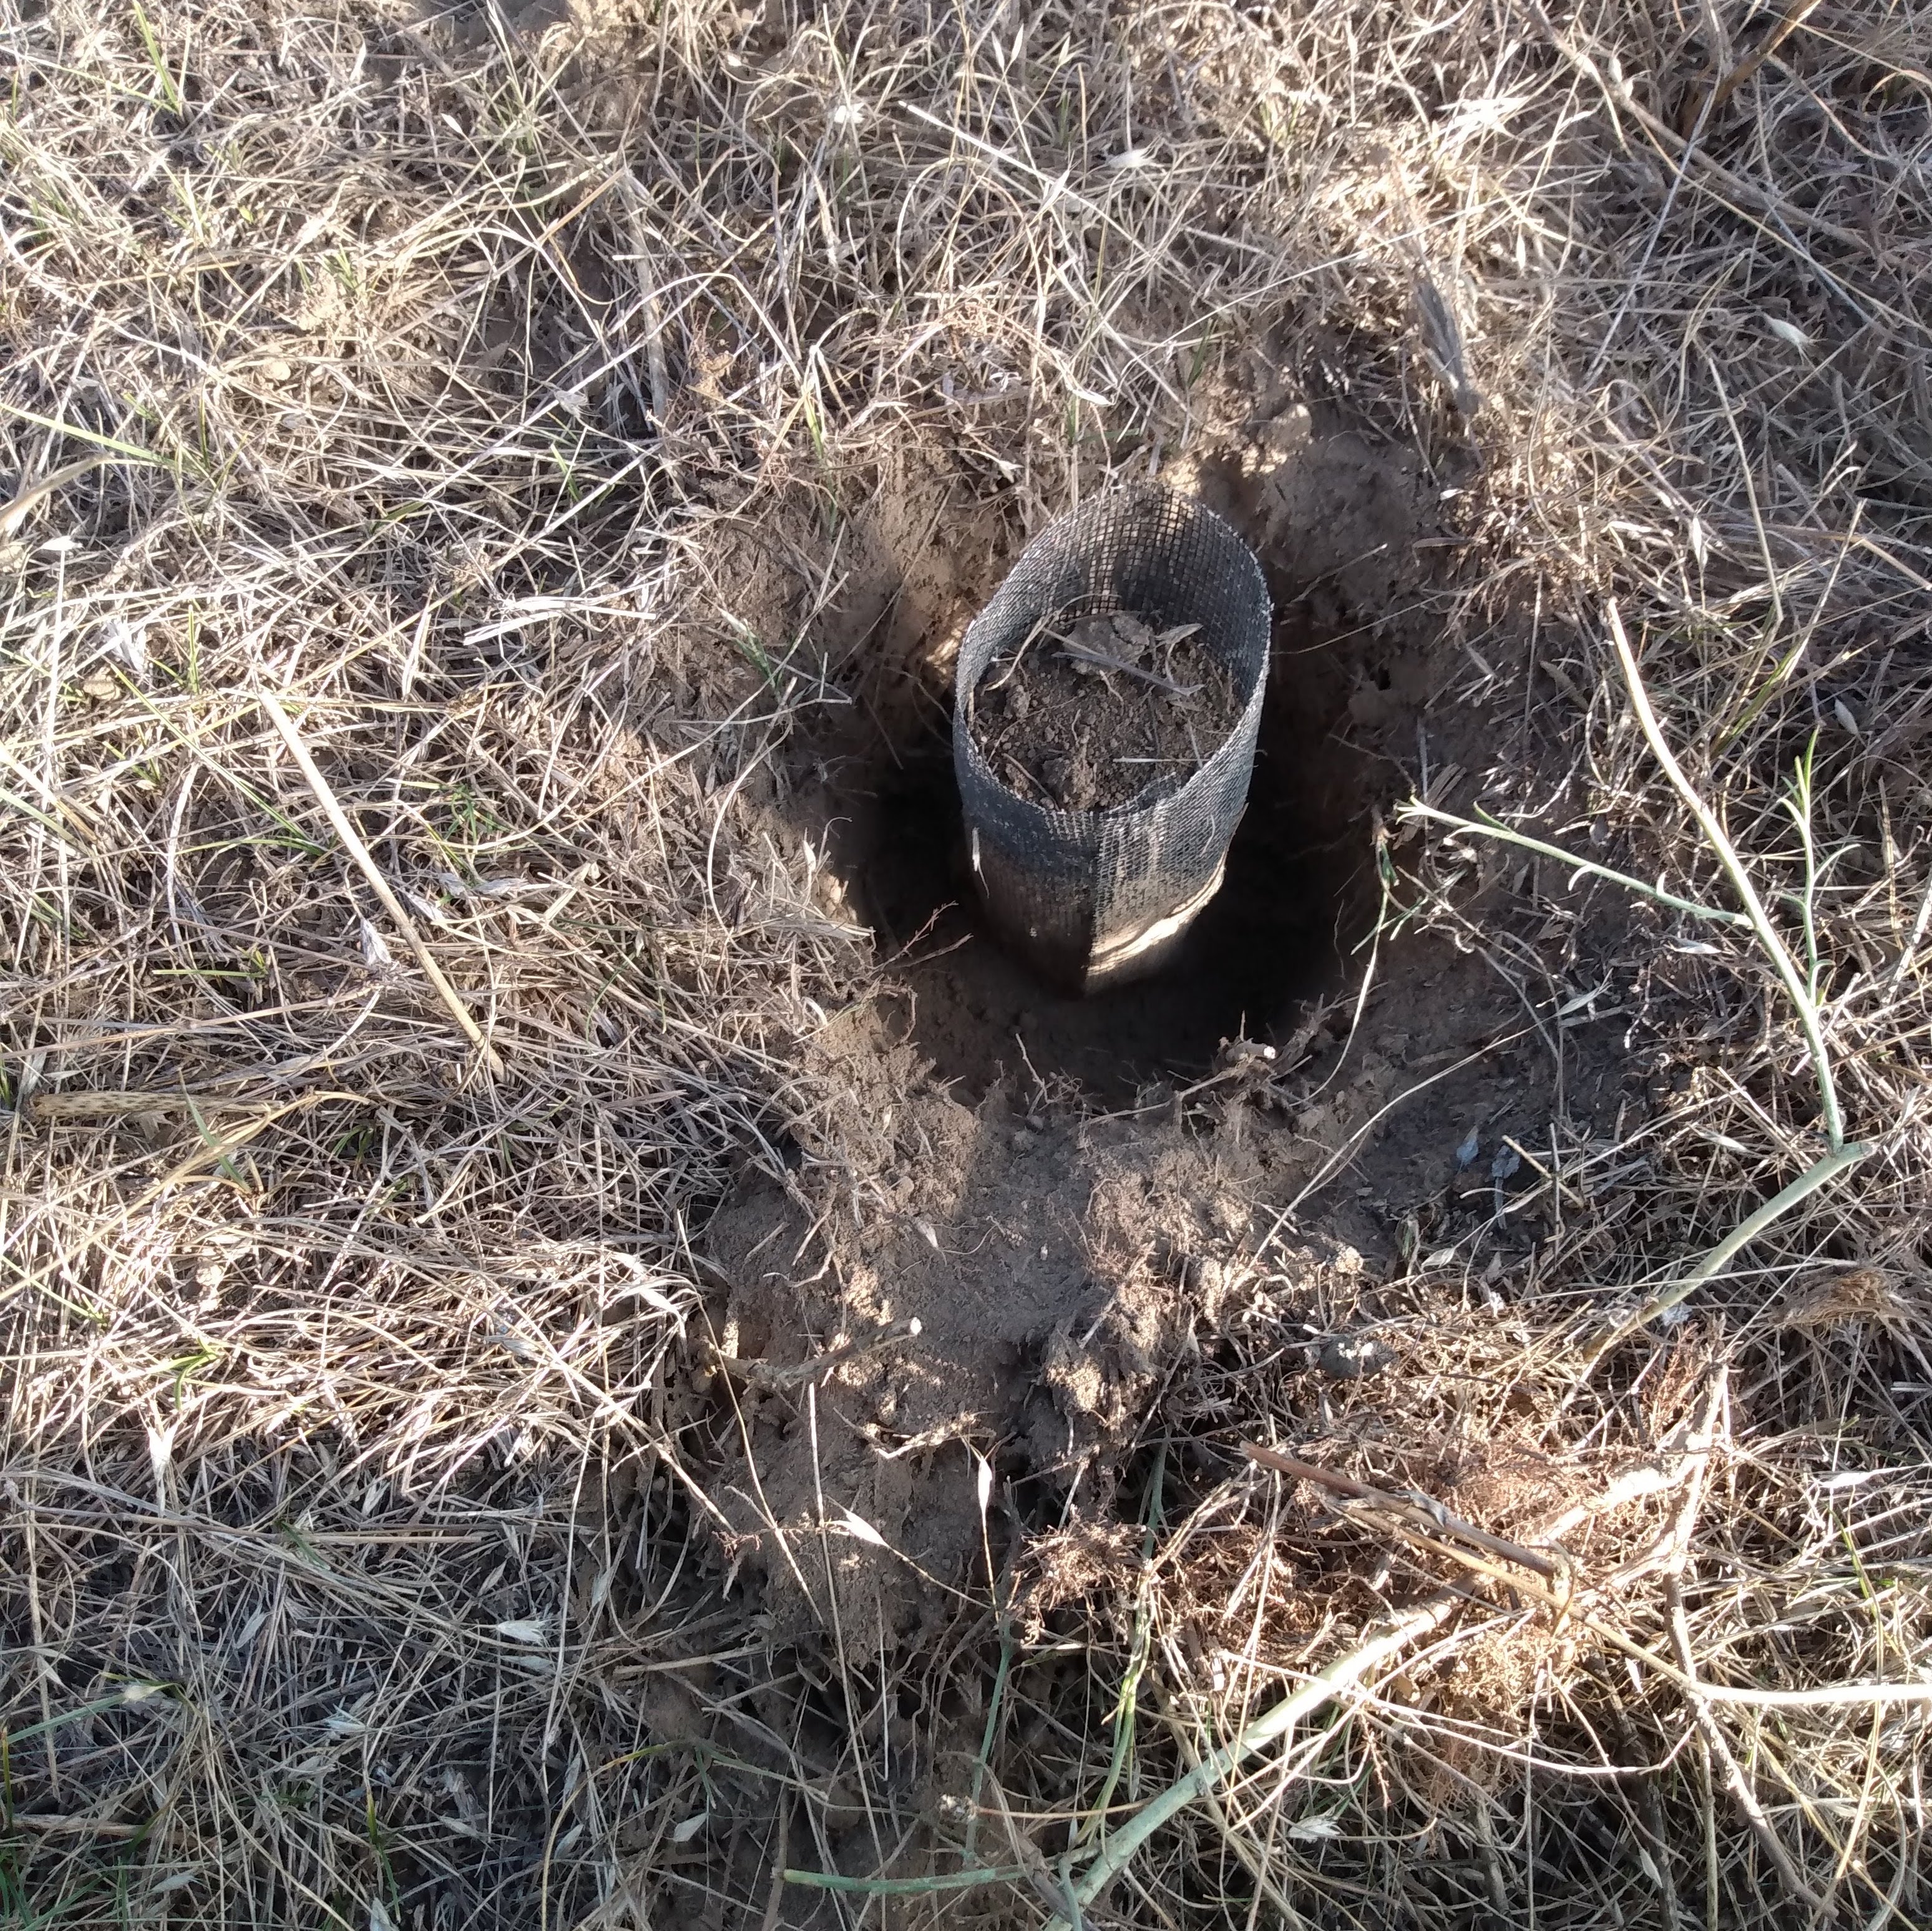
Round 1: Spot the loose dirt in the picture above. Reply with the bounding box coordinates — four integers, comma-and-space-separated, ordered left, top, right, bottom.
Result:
697, 1004, 1351, 1653
684, 388, 1633, 1665
967, 610, 1243, 811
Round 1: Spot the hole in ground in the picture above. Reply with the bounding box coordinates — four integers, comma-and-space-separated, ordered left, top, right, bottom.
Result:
801, 593, 1408, 1105
776, 406, 1466, 1106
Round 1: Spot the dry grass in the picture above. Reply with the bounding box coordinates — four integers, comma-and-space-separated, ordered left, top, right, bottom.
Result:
3, 0, 1931, 1927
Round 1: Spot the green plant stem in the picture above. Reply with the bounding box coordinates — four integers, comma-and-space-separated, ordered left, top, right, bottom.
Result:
1396, 801, 1749, 929
2, 1686, 169, 1747
1051, 1597, 1461, 1926
1607, 602, 1846, 1150
962, 1616, 1015, 1865
1584, 1139, 1872, 1361
1079, 1444, 1167, 1849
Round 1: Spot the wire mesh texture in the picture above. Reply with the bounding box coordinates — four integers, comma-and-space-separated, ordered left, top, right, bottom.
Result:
954, 486, 1271, 993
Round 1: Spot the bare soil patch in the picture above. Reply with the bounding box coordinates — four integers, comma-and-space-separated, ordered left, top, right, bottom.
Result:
691, 397, 1581, 1667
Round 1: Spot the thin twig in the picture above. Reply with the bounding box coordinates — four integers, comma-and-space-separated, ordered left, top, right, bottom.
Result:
1240, 1442, 1561, 1579
1058, 640, 1202, 696
1337, 1484, 1932, 1711
260, 691, 503, 1081
783, 1866, 1030, 1895
0, 454, 112, 538
1700, 0, 1823, 125
1670, 1578, 1829, 1915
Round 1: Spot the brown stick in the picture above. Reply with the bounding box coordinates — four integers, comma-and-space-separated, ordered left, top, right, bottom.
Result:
11, 1815, 144, 1840
1702, 1, 1822, 125
1241, 1441, 1561, 1579
1244, 1438, 1932, 1711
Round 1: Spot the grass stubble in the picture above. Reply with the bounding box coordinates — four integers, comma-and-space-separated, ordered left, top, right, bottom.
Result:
2, 0, 1931, 1926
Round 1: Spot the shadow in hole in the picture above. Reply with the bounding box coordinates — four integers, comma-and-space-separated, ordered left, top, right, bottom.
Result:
791, 410, 1457, 1104
847, 597, 1406, 1105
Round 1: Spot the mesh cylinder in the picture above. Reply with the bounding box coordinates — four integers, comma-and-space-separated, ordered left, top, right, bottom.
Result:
954, 487, 1271, 994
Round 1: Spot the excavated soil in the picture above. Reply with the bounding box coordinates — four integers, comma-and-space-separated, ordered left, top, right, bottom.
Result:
686, 394, 1641, 1661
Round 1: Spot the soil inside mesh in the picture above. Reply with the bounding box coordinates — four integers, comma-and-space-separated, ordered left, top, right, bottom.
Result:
967, 608, 1243, 811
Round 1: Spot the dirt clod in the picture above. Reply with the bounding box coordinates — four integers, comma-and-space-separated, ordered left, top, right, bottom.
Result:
698, 1001, 1325, 1651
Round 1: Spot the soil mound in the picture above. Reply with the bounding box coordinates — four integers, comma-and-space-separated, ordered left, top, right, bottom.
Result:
696, 1007, 1326, 1651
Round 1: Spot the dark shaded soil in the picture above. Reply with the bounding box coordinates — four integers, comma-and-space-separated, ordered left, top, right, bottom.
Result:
967, 610, 1243, 811
784, 406, 1472, 1102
